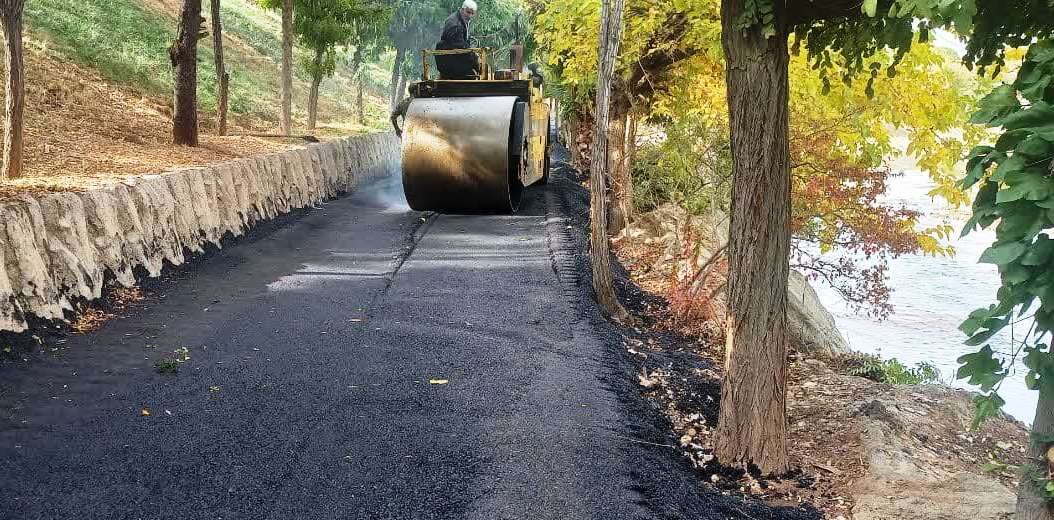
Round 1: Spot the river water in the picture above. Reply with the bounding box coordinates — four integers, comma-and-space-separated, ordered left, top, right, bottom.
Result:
809, 167, 1039, 425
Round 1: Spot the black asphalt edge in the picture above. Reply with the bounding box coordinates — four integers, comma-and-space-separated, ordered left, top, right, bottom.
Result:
542, 145, 821, 520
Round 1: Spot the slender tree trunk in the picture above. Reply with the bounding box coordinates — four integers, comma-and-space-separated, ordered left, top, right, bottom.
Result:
622, 114, 637, 210
170, 0, 201, 146
713, 0, 792, 475
306, 48, 324, 132
357, 77, 365, 125
608, 107, 636, 233
0, 0, 25, 179
279, 0, 293, 134
1017, 385, 1054, 520
210, 0, 228, 136
589, 0, 630, 322
606, 110, 627, 232
395, 73, 407, 109
389, 47, 406, 111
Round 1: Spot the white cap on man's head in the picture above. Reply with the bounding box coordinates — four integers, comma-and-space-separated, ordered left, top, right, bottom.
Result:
462, 0, 478, 11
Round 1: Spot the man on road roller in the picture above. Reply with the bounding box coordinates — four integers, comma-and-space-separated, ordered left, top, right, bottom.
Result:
390, 8, 552, 215
435, 0, 480, 80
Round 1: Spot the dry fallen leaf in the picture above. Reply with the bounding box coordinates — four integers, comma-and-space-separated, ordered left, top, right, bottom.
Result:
429, 379, 449, 385
638, 371, 658, 388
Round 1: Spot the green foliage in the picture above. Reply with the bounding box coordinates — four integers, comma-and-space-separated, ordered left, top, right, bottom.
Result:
294, 0, 391, 81
953, 36, 1054, 427
846, 354, 942, 385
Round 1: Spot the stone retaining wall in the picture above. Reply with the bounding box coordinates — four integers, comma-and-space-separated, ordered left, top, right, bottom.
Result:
0, 133, 400, 332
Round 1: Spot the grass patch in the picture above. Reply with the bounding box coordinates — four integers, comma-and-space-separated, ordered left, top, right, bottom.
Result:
842, 353, 942, 385
219, 1, 282, 61
25, 0, 284, 117
27, 0, 175, 96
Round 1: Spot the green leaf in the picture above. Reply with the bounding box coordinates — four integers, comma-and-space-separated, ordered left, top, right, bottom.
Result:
960, 307, 994, 336
1015, 134, 1054, 159
970, 85, 1019, 125
994, 130, 1030, 152
1021, 235, 1054, 266
997, 176, 1054, 204
971, 392, 1006, 429
991, 153, 1026, 183
862, 0, 878, 16
961, 345, 1007, 388
962, 146, 1000, 189
999, 102, 1054, 132
1001, 262, 1032, 284
979, 241, 1028, 265
964, 314, 1012, 346
1023, 346, 1054, 393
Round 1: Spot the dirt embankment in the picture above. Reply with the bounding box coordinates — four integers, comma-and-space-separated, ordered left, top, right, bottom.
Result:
611, 203, 1030, 519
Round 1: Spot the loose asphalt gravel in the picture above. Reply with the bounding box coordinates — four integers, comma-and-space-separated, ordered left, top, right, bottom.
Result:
0, 144, 817, 520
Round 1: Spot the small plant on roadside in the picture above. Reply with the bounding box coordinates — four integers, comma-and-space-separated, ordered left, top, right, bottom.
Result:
844, 353, 941, 385
154, 347, 191, 375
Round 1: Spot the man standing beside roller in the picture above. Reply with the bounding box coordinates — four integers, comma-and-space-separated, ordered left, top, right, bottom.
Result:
435, 0, 480, 80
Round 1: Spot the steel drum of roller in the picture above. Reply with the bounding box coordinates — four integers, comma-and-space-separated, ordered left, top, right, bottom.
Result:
401, 96, 526, 213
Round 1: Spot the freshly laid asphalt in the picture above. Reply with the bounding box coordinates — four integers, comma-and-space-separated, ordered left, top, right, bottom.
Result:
0, 148, 816, 520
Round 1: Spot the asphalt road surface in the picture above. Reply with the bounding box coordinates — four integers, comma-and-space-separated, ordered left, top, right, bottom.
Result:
0, 151, 812, 520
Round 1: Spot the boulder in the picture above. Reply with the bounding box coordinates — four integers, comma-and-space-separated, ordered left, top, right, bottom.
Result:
851, 385, 1020, 520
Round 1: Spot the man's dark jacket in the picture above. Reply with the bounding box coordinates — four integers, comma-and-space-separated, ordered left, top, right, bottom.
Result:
435, 10, 479, 79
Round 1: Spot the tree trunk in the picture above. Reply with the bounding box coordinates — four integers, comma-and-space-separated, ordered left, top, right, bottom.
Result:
210, 0, 228, 136
588, 0, 630, 322
357, 77, 365, 126
1017, 385, 1054, 520
394, 73, 407, 110
389, 47, 406, 112
608, 108, 636, 234
279, 0, 293, 134
306, 48, 324, 132
713, 0, 792, 475
0, 0, 24, 179
170, 0, 201, 146
606, 110, 627, 232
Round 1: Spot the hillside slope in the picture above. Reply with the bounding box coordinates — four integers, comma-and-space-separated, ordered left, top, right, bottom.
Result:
0, 0, 392, 197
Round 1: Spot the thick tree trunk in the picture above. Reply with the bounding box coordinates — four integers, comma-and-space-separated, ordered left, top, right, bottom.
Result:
306, 48, 324, 132
357, 77, 365, 125
589, 0, 630, 322
170, 0, 201, 146
210, 0, 228, 136
0, 0, 25, 179
279, 0, 293, 134
713, 0, 792, 475
389, 47, 406, 111
1017, 385, 1054, 520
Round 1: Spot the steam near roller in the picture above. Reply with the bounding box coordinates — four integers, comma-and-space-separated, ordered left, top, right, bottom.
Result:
391, 44, 551, 214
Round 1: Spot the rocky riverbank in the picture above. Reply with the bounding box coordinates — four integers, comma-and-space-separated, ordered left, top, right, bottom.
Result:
611, 203, 1030, 519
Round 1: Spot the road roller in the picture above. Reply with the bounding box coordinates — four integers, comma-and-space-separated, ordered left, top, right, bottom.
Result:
390, 46, 551, 214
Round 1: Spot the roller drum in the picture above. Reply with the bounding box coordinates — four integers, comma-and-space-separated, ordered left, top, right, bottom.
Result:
401, 96, 524, 213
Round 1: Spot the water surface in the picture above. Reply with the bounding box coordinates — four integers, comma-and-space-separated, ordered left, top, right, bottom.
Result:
811, 168, 1039, 424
